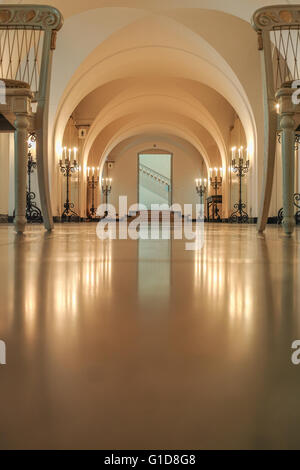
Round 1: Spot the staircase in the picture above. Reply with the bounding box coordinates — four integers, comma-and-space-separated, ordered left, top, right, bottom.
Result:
139, 163, 171, 208
139, 164, 171, 190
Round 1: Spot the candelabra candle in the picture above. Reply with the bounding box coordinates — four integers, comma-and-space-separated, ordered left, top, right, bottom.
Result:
59, 148, 79, 221
229, 146, 250, 223
26, 133, 42, 223
87, 167, 100, 218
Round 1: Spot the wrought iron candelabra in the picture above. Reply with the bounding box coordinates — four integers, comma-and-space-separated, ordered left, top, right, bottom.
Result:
209, 168, 223, 221
195, 178, 207, 220
26, 133, 42, 223
102, 178, 112, 216
59, 147, 79, 220
229, 147, 250, 223
87, 168, 99, 218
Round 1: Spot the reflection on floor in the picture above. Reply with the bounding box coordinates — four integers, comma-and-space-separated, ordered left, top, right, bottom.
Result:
0, 223, 299, 449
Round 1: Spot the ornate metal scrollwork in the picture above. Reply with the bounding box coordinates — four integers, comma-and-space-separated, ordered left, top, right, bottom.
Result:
229, 202, 249, 224
277, 132, 281, 144
277, 132, 300, 150
26, 133, 43, 223
278, 193, 300, 225
62, 201, 78, 221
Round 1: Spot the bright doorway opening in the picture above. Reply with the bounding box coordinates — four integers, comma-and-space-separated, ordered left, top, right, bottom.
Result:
138, 152, 172, 209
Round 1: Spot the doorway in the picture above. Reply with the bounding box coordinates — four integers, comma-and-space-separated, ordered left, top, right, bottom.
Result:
138, 152, 172, 209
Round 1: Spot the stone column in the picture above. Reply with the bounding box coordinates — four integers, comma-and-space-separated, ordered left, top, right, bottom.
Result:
14, 114, 29, 234
280, 113, 295, 236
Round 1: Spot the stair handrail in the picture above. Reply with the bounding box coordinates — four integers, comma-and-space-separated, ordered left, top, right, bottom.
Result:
139, 163, 171, 189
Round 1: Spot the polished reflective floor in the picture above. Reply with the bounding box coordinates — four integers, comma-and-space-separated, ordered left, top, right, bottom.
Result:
0, 223, 300, 449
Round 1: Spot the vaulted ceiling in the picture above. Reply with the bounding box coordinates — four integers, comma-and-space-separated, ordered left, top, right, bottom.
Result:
3, 0, 294, 197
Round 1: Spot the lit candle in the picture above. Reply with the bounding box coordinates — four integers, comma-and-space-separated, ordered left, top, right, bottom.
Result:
68, 148, 71, 161
64, 147, 67, 161
220, 168, 223, 177
215, 168, 218, 177
87, 167, 90, 177
74, 147, 78, 162
92, 167, 95, 176
239, 147, 244, 165
200, 178, 202, 186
